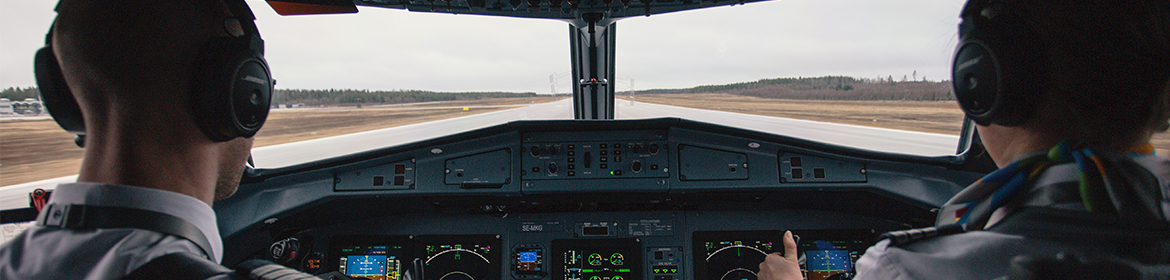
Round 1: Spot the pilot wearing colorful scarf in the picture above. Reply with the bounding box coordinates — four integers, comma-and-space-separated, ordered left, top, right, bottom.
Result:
760, 0, 1170, 279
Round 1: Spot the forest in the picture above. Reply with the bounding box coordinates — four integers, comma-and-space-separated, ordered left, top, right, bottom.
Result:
630, 76, 954, 101
270, 89, 539, 106
2, 75, 953, 107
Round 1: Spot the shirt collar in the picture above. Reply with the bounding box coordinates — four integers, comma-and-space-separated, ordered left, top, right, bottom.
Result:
47, 183, 224, 263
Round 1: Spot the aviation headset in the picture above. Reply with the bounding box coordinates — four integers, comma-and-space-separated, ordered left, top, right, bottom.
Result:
951, 0, 1043, 127
34, 0, 273, 146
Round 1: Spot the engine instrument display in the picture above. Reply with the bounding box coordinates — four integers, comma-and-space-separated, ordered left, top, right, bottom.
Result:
332, 236, 411, 280
417, 235, 502, 280
693, 230, 874, 280
552, 238, 641, 280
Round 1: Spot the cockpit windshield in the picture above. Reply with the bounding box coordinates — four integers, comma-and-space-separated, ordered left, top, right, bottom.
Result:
9, 0, 1108, 186
241, 0, 968, 169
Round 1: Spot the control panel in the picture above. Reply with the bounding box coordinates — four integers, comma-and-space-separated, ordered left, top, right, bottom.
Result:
522, 141, 668, 179
336, 159, 417, 191
778, 151, 866, 183
522, 130, 669, 180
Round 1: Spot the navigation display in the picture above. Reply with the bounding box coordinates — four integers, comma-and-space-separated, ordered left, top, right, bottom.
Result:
334, 238, 410, 280
552, 238, 641, 280
416, 235, 502, 280
794, 230, 870, 280
693, 230, 874, 280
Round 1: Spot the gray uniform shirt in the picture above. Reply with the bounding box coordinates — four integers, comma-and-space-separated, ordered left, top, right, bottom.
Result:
0, 183, 224, 280
854, 154, 1170, 280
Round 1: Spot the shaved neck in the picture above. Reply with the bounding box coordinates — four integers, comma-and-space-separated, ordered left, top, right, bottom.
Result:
55, 0, 252, 205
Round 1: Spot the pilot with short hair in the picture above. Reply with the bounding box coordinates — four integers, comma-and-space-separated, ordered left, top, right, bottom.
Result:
760, 0, 1170, 279
0, 0, 266, 279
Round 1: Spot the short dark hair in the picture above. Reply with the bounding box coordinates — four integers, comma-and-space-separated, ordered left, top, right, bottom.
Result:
1015, 0, 1170, 148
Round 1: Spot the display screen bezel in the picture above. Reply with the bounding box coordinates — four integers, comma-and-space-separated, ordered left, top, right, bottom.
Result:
329, 235, 414, 280
691, 229, 876, 280
413, 234, 503, 280
551, 238, 643, 280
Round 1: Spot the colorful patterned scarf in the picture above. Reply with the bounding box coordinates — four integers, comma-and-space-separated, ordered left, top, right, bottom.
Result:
937, 141, 1155, 231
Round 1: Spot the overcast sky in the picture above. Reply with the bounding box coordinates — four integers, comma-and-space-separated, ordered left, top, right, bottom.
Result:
1, 0, 966, 94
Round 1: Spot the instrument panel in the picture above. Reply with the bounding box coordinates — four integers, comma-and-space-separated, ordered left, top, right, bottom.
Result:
263, 211, 887, 280
320, 232, 873, 280
220, 119, 984, 280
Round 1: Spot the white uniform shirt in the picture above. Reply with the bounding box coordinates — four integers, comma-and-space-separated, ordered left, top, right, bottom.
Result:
0, 183, 224, 280
854, 154, 1170, 280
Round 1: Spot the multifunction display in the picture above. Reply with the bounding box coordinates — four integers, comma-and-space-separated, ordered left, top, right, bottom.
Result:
330, 235, 501, 280
553, 238, 642, 280
418, 235, 502, 280
693, 230, 874, 280
332, 236, 411, 280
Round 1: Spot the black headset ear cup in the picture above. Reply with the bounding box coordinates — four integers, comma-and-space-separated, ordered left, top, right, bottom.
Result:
34, 46, 87, 139
952, 2, 1042, 127
194, 36, 273, 142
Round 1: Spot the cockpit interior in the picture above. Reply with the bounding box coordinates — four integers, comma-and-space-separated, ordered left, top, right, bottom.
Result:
218, 118, 991, 280
0, 0, 1011, 279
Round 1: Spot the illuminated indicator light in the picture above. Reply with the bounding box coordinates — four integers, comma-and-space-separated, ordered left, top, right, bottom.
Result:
618, 269, 631, 272
582, 269, 594, 273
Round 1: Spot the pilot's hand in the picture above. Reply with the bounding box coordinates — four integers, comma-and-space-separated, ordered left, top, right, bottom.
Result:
759, 230, 803, 280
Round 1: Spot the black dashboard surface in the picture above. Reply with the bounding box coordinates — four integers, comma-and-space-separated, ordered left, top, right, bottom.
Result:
215, 118, 986, 280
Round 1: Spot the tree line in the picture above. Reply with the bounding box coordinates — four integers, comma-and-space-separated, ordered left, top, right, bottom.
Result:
0, 87, 540, 106
1, 87, 40, 101
271, 89, 539, 106
630, 76, 955, 101
3, 75, 954, 106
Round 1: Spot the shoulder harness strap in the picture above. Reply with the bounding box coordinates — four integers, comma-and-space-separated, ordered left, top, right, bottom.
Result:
121, 252, 242, 280
876, 223, 965, 247
36, 204, 214, 260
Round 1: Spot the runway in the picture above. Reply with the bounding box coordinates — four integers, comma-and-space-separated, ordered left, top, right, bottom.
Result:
0, 98, 960, 211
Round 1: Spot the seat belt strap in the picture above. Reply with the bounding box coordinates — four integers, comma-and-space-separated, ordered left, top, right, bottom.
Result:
121, 252, 241, 280
36, 204, 214, 260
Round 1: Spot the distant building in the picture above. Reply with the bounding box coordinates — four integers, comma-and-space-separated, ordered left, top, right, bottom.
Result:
0, 98, 13, 115
272, 103, 306, 109
11, 99, 43, 115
